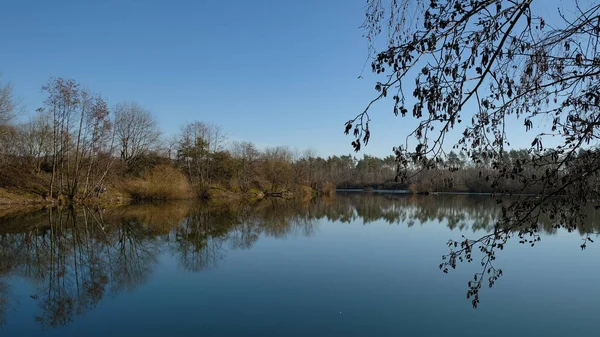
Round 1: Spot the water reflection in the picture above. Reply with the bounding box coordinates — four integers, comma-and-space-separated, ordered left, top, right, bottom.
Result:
0, 193, 597, 329
329, 192, 600, 235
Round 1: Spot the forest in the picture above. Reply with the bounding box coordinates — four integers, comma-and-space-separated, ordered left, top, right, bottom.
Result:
0, 76, 568, 205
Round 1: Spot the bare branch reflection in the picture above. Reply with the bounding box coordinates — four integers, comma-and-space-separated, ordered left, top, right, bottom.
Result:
0, 194, 598, 327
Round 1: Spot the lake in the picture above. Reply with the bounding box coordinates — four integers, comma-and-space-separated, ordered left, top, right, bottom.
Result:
0, 193, 599, 337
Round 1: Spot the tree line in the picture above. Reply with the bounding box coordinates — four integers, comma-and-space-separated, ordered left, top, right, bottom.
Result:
1, 76, 582, 204
0, 76, 394, 202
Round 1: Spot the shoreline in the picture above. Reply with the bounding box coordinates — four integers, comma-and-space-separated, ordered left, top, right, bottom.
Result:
335, 188, 539, 197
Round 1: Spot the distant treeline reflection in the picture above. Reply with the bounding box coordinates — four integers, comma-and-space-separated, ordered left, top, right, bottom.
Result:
0, 193, 598, 327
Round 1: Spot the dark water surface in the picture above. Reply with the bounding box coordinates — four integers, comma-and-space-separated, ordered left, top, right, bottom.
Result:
0, 193, 598, 336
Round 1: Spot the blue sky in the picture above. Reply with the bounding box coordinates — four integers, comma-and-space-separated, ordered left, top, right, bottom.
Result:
0, 0, 570, 157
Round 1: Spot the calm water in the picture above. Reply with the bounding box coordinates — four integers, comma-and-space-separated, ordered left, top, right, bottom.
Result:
0, 193, 599, 337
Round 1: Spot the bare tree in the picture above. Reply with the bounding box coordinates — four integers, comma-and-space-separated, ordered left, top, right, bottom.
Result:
261, 146, 295, 193
230, 141, 260, 191
41, 77, 80, 199
0, 76, 18, 126
348, 0, 600, 307
39, 78, 116, 200
0, 76, 21, 164
114, 102, 161, 164
206, 123, 226, 154
175, 121, 227, 184
80, 95, 115, 199
15, 112, 52, 172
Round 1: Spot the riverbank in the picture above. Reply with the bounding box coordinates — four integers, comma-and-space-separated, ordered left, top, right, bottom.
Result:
0, 187, 45, 206
0, 180, 332, 209
336, 188, 539, 197
0, 162, 334, 209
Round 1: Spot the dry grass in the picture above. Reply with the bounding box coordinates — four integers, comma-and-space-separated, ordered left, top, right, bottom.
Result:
0, 164, 49, 199
123, 164, 193, 201
0, 187, 46, 207
106, 202, 192, 233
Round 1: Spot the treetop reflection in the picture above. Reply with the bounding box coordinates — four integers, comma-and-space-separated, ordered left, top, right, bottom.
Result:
0, 193, 598, 327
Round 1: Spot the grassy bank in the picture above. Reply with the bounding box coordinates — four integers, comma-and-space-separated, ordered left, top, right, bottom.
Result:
0, 162, 335, 208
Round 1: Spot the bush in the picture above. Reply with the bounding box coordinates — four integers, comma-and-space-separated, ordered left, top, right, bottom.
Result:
123, 164, 192, 201
408, 183, 418, 194
126, 153, 172, 177
321, 182, 335, 196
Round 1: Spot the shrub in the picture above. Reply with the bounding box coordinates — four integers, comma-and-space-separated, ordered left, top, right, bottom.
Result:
123, 164, 192, 201
321, 182, 335, 196
408, 183, 418, 194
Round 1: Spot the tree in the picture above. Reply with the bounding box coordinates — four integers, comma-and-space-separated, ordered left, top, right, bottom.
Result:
295, 149, 320, 188
175, 121, 226, 184
229, 141, 260, 192
0, 76, 20, 163
261, 146, 295, 193
114, 102, 161, 165
80, 95, 114, 198
347, 0, 600, 307
0, 76, 18, 126
41, 77, 80, 199
38, 78, 115, 200
15, 112, 52, 172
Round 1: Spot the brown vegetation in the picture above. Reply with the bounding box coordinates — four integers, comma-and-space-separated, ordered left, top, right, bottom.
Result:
0, 76, 537, 205
0, 77, 339, 204
122, 164, 193, 201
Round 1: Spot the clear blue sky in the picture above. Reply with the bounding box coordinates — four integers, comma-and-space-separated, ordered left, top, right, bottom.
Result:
0, 0, 569, 157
